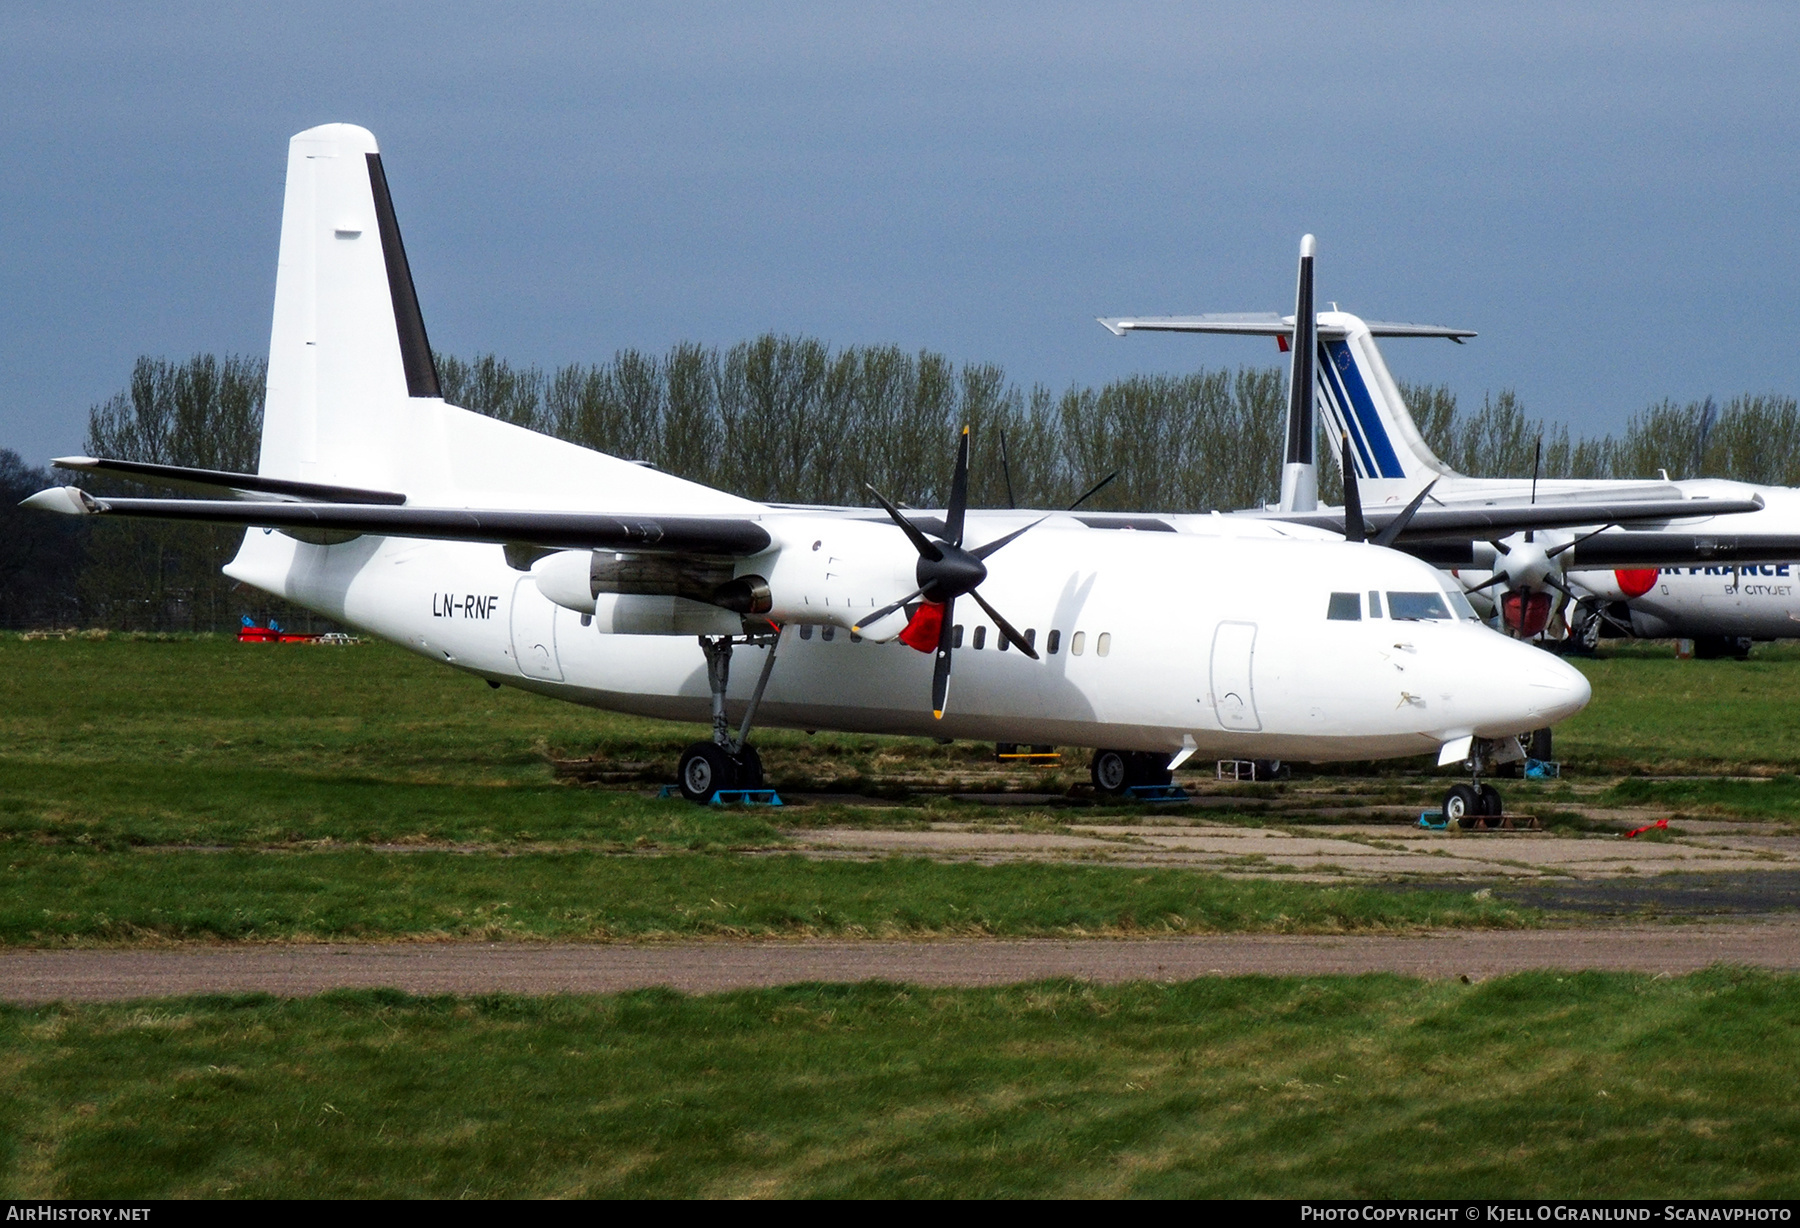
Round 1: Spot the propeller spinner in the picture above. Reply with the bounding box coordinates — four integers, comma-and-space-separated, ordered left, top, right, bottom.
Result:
854, 426, 1043, 718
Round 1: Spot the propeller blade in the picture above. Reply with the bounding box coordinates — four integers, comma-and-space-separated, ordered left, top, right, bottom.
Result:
998, 429, 1017, 510
1341, 432, 1366, 543
853, 587, 926, 634
1541, 572, 1577, 600
1545, 523, 1616, 560
970, 515, 1049, 562
1067, 471, 1117, 511
970, 588, 1040, 660
945, 426, 971, 547
1371, 479, 1440, 548
866, 483, 944, 562
1465, 571, 1513, 594
1526, 436, 1542, 543
932, 596, 956, 718
1490, 539, 1512, 556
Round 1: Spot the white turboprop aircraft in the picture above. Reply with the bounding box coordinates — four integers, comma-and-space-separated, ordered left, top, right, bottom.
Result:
1100, 239, 1800, 645
27, 123, 1713, 824
1565, 564, 1800, 657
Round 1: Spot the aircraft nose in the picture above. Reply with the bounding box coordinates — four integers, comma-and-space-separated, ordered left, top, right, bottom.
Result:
1519, 652, 1591, 725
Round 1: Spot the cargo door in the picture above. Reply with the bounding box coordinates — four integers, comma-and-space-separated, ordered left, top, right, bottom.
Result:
1209, 621, 1260, 731
510, 577, 564, 681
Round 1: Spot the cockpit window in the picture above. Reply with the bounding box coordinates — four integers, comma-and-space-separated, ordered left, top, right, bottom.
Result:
1386, 591, 1452, 621
1442, 586, 1480, 622
1327, 592, 1361, 621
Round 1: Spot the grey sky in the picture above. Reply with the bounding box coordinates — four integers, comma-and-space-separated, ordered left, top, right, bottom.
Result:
3, 3, 1796, 467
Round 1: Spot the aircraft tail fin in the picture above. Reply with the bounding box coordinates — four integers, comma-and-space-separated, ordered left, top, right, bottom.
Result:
260, 124, 439, 491
256, 125, 756, 516
1312, 312, 1460, 487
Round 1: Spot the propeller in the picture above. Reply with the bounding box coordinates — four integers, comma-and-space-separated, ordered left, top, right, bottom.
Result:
1338, 431, 1437, 546
853, 426, 1043, 718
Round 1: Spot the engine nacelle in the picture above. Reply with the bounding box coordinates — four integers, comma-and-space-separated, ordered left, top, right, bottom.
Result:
591, 593, 744, 635
530, 548, 757, 635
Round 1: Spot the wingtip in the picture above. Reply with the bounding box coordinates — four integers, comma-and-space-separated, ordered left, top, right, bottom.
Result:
21, 486, 98, 515
1096, 318, 1129, 337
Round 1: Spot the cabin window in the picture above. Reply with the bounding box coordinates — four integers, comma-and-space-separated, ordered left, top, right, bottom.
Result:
1046, 629, 1061, 654
1025, 628, 1036, 652
1386, 592, 1452, 621
821, 625, 836, 641
973, 625, 987, 650
953, 624, 964, 648
998, 629, 1010, 651
1443, 587, 1480, 621
1367, 590, 1383, 618
799, 624, 813, 640
1327, 592, 1361, 621
1096, 632, 1112, 657
1070, 631, 1086, 656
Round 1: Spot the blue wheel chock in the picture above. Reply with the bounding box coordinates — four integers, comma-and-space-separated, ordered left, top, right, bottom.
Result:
1125, 784, 1190, 803
711, 788, 784, 807
1417, 811, 1449, 829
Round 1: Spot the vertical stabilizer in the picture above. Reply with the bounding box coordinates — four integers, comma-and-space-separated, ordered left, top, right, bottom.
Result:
260, 124, 440, 491
1313, 312, 1458, 493
1278, 235, 1318, 512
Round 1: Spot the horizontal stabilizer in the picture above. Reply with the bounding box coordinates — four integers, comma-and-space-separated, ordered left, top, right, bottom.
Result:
22, 489, 773, 556
53, 456, 407, 505
1265, 495, 1765, 543
1098, 314, 1476, 341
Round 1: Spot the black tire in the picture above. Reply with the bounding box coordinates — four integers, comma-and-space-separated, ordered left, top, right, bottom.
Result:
1445, 784, 1481, 829
1091, 749, 1129, 795
1479, 783, 1503, 817
731, 745, 765, 789
1527, 728, 1553, 761
1128, 751, 1173, 788
678, 741, 736, 803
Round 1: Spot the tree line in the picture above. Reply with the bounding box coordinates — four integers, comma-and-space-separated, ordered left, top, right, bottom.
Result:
3, 340, 1797, 630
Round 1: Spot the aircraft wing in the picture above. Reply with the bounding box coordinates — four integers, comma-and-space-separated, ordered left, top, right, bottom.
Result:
1261, 496, 1766, 543
1097, 314, 1476, 341
21, 487, 773, 555
51, 456, 408, 504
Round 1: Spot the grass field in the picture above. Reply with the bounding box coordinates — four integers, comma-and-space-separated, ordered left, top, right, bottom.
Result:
3, 636, 1799, 1198
4, 972, 1798, 1198
2, 634, 1796, 943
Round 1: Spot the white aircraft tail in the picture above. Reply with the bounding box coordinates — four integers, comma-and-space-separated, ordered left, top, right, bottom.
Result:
259, 124, 752, 514
1311, 311, 1458, 491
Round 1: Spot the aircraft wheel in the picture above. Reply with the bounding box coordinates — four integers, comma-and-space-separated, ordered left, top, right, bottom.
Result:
1129, 751, 1173, 788
1479, 784, 1503, 817
731, 745, 765, 789
678, 742, 735, 803
1091, 749, 1129, 795
1444, 784, 1481, 829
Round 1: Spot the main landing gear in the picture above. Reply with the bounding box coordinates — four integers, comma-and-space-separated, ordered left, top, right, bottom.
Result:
1090, 749, 1173, 796
676, 633, 778, 803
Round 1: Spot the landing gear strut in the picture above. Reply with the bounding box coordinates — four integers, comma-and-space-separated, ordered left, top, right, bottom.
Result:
676, 633, 778, 803
1444, 743, 1506, 829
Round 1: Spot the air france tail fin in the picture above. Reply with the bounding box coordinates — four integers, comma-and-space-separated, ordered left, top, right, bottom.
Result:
1312, 311, 1460, 493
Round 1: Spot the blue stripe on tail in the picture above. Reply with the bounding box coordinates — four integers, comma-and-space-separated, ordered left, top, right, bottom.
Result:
1324, 340, 1405, 479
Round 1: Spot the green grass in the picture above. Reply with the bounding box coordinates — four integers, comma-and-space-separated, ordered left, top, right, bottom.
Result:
1600, 774, 1800, 822
4, 971, 1798, 1198
1554, 643, 1800, 775
0, 850, 1528, 943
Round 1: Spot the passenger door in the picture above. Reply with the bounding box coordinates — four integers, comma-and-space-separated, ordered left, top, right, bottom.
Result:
1210, 621, 1261, 731
510, 577, 564, 681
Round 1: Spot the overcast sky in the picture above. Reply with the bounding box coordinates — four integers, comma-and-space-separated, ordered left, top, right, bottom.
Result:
3, 2, 1796, 466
